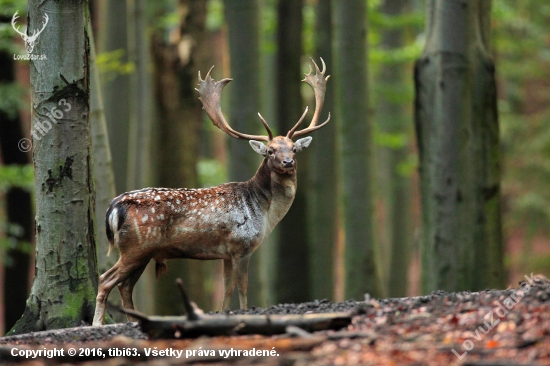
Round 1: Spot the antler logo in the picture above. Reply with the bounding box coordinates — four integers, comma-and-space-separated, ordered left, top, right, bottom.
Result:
11, 10, 49, 54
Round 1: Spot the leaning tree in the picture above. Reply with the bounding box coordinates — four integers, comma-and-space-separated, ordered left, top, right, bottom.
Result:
9, 1, 98, 334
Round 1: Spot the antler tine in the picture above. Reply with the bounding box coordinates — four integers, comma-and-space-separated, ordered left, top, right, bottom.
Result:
288, 57, 331, 139
286, 107, 308, 138
257, 113, 274, 140
196, 66, 270, 142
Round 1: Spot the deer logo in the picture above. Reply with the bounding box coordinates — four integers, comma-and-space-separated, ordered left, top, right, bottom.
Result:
11, 10, 49, 54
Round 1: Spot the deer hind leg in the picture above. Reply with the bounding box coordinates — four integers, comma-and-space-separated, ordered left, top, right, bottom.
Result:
221, 258, 235, 311
93, 262, 123, 326
234, 255, 250, 310
117, 263, 148, 322
92, 258, 148, 326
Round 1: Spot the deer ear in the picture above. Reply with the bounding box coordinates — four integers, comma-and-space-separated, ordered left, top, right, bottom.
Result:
294, 137, 313, 152
249, 140, 267, 156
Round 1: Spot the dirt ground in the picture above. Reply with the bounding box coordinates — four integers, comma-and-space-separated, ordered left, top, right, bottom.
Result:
0, 275, 549, 365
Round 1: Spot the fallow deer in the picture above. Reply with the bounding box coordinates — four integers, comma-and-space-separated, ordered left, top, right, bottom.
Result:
92, 58, 330, 326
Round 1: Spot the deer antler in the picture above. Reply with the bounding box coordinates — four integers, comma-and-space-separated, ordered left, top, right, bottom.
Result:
196, 66, 272, 142
11, 11, 27, 38
27, 13, 48, 42
287, 57, 331, 139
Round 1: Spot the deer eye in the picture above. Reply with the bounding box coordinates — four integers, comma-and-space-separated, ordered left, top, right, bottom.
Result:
292, 147, 297, 153
268, 150, 274, 156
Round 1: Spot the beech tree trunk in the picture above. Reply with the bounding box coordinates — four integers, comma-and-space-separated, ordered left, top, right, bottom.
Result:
414, 0, 504, 293
224, 0, 265, 308
333, 0, 381, 299
307, 0, 337, 301
89, 24, 121, 321
9, 0, 98, 334
97, 0, 130, 195
378, 0, 411, 297
275, 0, 311, 304
152, 0, 212, 313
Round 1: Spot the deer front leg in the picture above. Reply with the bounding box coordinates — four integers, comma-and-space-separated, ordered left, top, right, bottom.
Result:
222, 258, 235, 311
234, 255, 250, 310
117, 263, 147, 322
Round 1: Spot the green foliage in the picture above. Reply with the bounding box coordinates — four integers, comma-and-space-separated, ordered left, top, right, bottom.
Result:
260, 0, 277, 55
0, 0, 27, 54
0, 165, 34, 266
302, 2, 315, 57
495, 1, 550, 235
197, 158, 227, 188
0, 165, 34, 193
95, 49, 135, 83
206, 0, 224, 31
0, 82, 25, 119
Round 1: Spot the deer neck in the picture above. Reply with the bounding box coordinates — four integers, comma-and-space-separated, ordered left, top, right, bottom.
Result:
248, 158, 297, 236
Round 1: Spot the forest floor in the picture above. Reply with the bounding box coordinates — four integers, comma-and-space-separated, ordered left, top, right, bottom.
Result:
0, 275, 549, 365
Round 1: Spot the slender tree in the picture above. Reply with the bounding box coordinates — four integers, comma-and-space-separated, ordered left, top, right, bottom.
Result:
377, 0, 411, 297
333, 0, 381, 299
307, 0, 337, 301
89, 24, 122, 321
152, 0, 212, 313
9, 0, 98, 334
224, 0, 265, 308
275, 0, 310, 303
97, 0, 130, 195
414, 0, 504, 292
125, 0, 156, 316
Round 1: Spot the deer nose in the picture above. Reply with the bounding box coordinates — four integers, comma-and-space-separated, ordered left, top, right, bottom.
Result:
282, 158, 294, 168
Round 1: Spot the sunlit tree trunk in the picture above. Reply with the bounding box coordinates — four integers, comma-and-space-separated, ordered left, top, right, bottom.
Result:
125, 0, 156, 316
152, 0, 212, 313
333, 0, 381, 299
414, 0, 504, 293
97, 0, 130, 195
275, 0, 310, 304
378, 0, 411, 297
307, 0, 337, 301
89, 24, 122, 321
224, 0, 265, 308
9, 1, 98, 334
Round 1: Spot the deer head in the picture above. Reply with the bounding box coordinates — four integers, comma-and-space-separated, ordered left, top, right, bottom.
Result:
11, 11, 49, 54
196, 58, 330, 174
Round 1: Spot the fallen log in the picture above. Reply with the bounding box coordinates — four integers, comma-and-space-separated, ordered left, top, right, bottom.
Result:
115, 279, 352, 339
118, 308, 352, 339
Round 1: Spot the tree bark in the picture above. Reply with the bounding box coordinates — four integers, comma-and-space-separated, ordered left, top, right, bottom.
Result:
414, 0, 504, 293
333, 0, 381, 299
224, 0, 265, 308
8, 0, 98, 334
152, 0, 212, 313
274, 0, 310, 304
307, 0, 337, 301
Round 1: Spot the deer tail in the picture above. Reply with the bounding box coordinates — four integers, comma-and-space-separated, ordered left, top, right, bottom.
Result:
105, 200, 126, 256
155, 260, 168, 278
